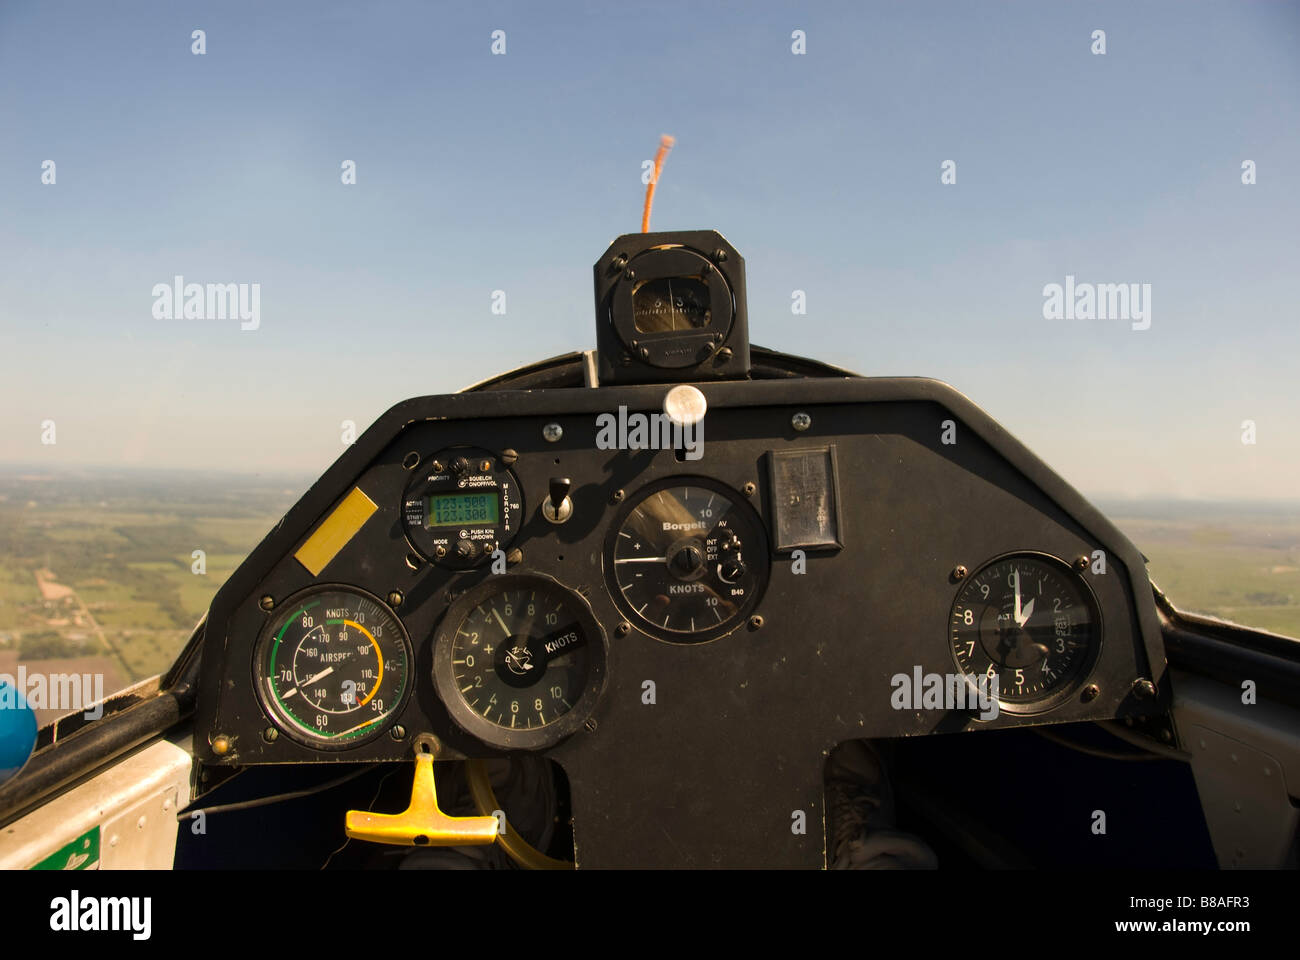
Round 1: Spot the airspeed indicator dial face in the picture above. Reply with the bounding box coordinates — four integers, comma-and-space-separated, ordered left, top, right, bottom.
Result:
950, 554, 1100, 713
254, 587, 411, 748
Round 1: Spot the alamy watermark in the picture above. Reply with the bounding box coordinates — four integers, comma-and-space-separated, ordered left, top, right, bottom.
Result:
0, 667, 104, 720
151, 276, 260, 330
890, 666, 1000, 721
595, 405, 704, 460
50, 891, 150, 940
1042, 275, 1150, 331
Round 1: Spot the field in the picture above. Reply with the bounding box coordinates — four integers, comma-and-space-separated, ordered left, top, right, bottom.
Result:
1099, 500, 1300, 639
0, 468, 306, 684
0, 468, 1297, 708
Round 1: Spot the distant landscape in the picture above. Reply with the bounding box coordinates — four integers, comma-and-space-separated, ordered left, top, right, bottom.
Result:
0, 468, 307, 699
1099, 499, 1300, 640
0, 468, 1297, 712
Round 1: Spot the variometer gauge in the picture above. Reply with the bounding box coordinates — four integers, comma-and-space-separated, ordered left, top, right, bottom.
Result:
949, 552, 1102, 715
253, 586, 412, 748
432, 574, 608, 751
605, 477, 769, 643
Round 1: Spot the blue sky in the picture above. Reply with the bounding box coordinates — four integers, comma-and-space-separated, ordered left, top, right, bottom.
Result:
2, 1, 1297, 499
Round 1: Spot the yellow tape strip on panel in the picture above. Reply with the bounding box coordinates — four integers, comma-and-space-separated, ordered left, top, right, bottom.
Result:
294, 487, 379, 576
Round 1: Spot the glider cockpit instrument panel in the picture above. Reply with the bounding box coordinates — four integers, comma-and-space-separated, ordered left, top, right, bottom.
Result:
193, 230, 1168, 867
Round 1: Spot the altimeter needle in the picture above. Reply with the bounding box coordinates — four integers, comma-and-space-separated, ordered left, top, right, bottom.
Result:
1012, 569, 1035, 627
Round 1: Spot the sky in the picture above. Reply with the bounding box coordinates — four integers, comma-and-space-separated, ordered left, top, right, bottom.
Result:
1, 0, 1298, 500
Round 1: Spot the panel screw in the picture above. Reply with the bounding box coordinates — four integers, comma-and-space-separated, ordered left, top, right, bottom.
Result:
713, 248, 727, 262
387, 590, 404, 608
390, 724, 407, 740
1075, 555, 1089, 570
610, 254, 627, 273
212, 736, 231, 755
262, 727, 278, 743
624, 268, 636, 281
743, 482, 756, 496
583, 718, 598, 733
611, 489, 625, 503
952, 565, 968, 581
615, 622, 630, 637
639, 347, 650, 359
716, 347, 733, 362
792, 412, 811, 432
500, 448, 518, 466
749, 615, 764, 630
542, 423, 563, 443
1132, 679, 1157, 699
259, 595, 275, 611
1081, 684, 1100, 703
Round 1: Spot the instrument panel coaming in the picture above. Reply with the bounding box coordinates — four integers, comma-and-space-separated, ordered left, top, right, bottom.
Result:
193, 377, 1167, 866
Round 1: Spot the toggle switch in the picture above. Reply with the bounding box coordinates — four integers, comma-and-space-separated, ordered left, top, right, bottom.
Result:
542, 477, 573, 524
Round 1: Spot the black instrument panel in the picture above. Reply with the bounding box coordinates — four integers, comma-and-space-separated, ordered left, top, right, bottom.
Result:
194, 376, 1167, 867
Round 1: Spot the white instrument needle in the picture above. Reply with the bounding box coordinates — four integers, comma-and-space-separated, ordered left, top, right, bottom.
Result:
281, 666, 333, 700
1019, 598, 1035, 626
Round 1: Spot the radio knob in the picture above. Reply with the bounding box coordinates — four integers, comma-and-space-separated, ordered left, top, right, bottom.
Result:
450, 456, 470, 476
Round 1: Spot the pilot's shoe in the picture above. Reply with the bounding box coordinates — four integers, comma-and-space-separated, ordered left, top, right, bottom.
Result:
825, 740, 938, 870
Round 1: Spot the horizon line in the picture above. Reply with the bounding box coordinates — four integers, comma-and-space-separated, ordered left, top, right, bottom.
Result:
0, 461, 1297, 507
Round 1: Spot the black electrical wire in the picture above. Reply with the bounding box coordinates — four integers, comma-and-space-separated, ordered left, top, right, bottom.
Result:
320, 765, 404, 869
1034, 726, 1164, 761
178, 765, 372, 820
1034, 722, 1191, 763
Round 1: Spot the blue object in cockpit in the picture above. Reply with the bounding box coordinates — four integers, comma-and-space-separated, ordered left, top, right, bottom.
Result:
0, 680, 39, 786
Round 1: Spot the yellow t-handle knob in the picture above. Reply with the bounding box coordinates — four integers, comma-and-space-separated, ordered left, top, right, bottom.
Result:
345, 751, 500, 846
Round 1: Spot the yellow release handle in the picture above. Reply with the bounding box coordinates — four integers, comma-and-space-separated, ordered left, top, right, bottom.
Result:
345, 751, 500, 847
